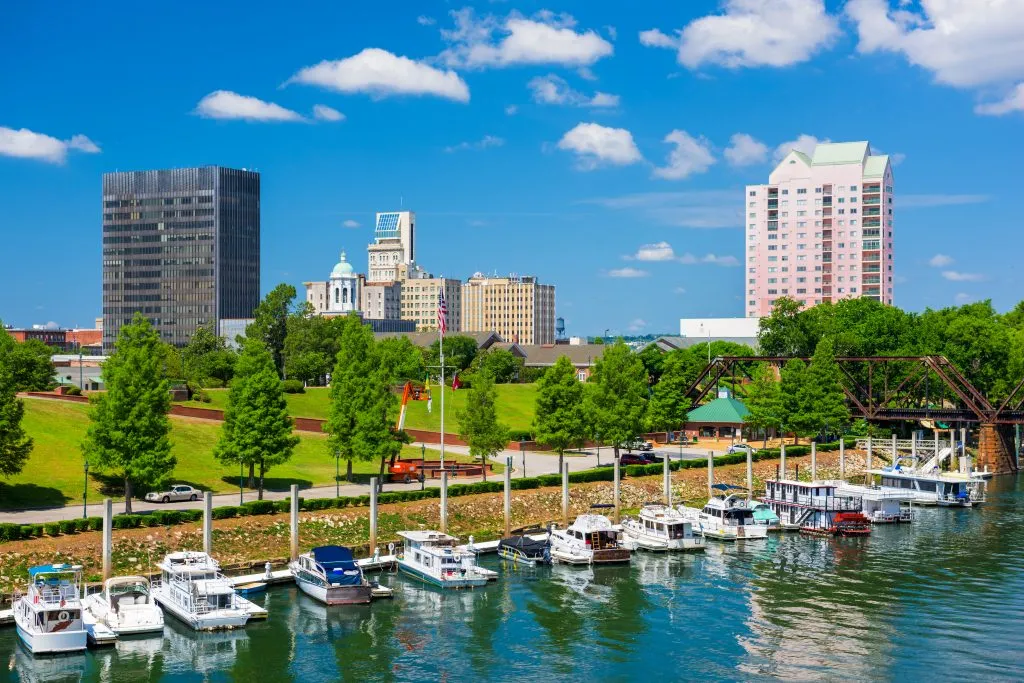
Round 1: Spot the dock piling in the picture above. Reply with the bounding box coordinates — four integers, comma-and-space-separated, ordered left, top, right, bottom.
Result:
866, 436, 873, 472
102, 498, 112, 581
561, 462, 569, 527
203, 491, 212, 555
780, 443, 786, 481
707, 451, 714, 493
746, 449, 753, 500
504, 456, 512, 538
663, 449, 671, 505
960, 427, 967, 472
891, 433, 897, 461
289, 484, 299, 562
811, 442, 817, 481
369, 477, 378, 556
440, 471, 448, 534
839, 439, 846, 479
911, 433, 917, 461
613, 455, 621, 523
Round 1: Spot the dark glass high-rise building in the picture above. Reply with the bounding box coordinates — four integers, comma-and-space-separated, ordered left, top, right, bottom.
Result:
102, 166, 260, 350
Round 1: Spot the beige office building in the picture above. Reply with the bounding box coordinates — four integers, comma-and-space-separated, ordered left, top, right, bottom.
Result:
362, 279, 403, 320
400, 277, 461, 332
461, 274, 555, 345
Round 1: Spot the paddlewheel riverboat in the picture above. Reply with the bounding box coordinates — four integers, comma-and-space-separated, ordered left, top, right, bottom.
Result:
762, 480, 872, 537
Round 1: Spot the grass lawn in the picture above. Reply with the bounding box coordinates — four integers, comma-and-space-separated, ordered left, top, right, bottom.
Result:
180, 383, 539, 433
0, 399, 477, 511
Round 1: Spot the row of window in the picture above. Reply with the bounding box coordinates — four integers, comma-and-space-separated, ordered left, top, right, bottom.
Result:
103, 196, 213, 208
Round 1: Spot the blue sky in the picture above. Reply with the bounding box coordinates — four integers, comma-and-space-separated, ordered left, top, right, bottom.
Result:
1, 0, 1022, 336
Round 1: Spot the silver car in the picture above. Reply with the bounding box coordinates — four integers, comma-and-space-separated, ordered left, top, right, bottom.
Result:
145, 485, 200, 503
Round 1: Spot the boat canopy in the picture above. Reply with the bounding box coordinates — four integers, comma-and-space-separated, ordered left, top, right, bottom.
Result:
711, 483, 747, 491
312, 546, 362, 585
28, 564, 80, 577
499, 536, 549, 555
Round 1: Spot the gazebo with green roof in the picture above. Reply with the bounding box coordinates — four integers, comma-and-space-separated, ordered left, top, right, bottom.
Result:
684, 390, 750, 442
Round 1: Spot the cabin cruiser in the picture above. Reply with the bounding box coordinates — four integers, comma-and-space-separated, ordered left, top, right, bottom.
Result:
14, 564, 88, 655
750, 502, 782, 531
396, 531, 491, 588
762, 480, 871, 536
823, 481, 915, 523
290, 545, 372, 605
82, 575, 164, 636
498, 529, 552, 566
678, 487, 768, 541
867, 461, 985, 507
152, 552, 259, 630
549, 507, 632, 565
621, 504, 706, 552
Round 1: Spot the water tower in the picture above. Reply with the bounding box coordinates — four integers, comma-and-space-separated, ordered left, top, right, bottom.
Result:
556, 317, 566, 340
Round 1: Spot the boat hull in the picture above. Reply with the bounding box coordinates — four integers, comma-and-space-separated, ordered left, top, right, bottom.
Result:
15, 623, 87, 655
295, 576, 372, 605
397, 560, 488, 589
622, 531, 705, 552
592, 548, 632, 564
153, 594, 249, 631
497, 547, 550, 566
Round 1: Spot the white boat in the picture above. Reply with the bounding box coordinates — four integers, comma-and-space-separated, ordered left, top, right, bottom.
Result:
152, 552, 257, 630
621, 504, 706, 552
762, 480, 872, 536
290, 545, 373, 605
396, 531, 491, 588
678, 492, 768, 541
549, 510, 632, 564
497, 530, 552, 566
82, 575, 164, 637
14, 564, 88, 655
867, 460, 986, 507
822, 481, 915, 523
750, 502, 783, 531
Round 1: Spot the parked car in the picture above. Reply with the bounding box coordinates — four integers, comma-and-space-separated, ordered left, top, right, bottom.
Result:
145, 485, 200, 503
727, 443, 758, 455
619, 453, 656, 466
624, 438, 653, 452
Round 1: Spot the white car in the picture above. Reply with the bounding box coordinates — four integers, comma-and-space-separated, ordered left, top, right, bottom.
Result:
145, 485, 200, 503
727, 443, 758, 455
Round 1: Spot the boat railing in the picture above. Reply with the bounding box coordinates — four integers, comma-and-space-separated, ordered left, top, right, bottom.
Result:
790, 494, 862, 511
29, 583, 81, 606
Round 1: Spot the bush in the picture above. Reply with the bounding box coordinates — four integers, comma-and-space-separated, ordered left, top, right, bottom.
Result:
241, 500, 275, 516
21, 525, 36, 539
44, 523, 61, 536
282, 379, 305, 394
0, 523, 21, 542
203, 378, 225, 389
58, 520, 78, 535
65, 385, 83, 396
112, 515, 143, 529
273, 500, 290, 513
192, 390, 211, 403
29, 524, 45, 538
180, 509, 203, 522
211, 506, 238, 520
508, 429, 534, 442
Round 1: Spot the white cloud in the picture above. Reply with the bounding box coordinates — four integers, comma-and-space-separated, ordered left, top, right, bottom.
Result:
606, 26, 618, 41
312, 104, 345, 122
577, 67, 597, 81
928, 254, 953, 268
417, 15, 435, 26
846, 0, 1024, 90
628, 318, 647, 332
641, 0, 840, 69
585, 189, 742, 228
900, 194, 990, 208
444, 135, 505, 153
557, 122, 643, 170
608, 267, 649, 278
673, 287, 686, 295
653, 130, 716, 180
700, 254, 740, 266
724, 133, 768, 166
527, 74, 619, 108
773, 133, 826, 162
342, 219, 360, 228
505, 105, 518, 115
954, 293, 976, 305
942, 271, 986, 282
288, 48, 470, 102
976, 83, 1024, 116
439, 8, 613, 69
0, 126, 101, 164
890, 152, 907, 166
629, 241, 677, 262
195, 90, 305, 122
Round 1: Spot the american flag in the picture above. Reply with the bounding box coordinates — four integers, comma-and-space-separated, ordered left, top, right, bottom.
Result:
437, 291, 447, 336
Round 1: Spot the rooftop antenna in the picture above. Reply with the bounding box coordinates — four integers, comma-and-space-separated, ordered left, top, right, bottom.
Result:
400, 196, 403, 208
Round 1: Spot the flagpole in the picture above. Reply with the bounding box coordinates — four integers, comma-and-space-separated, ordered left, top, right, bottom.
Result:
439, 289, 446, 471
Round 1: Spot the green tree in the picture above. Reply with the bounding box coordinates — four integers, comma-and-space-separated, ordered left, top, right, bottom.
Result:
324, 314, 378, 482
81, 313, 174, 513
637, 343, 666, 383
0, 326, 55, 391
533, 356, 588, 473
758, 297, 810, 356
469, 348, 523, 384
585, 342, 648, 460
424, 335, 479, 377
779, 358, 810, 444
182, 325, 236, 386
377, 335, 425, 384
457, 370, 510, 481
246, 283, 298, 377
744, 363, 784, 449
283, 308, 342, 386
800, 338, 850, 439
645, 352, 690, 433
0, 353, 33, 477
214, 340, 299, 500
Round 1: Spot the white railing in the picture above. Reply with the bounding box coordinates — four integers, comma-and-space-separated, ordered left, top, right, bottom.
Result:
29, 583, 80, 606
856, 439, 954, 452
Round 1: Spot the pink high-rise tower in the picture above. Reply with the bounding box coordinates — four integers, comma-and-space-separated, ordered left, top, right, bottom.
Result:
744, 141, 894, 318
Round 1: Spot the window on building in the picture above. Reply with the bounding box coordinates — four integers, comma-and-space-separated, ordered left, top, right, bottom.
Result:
797, 188, 807, 194
749, 190, 757, 197
838, 197, 845, 203
838, 209, 845, 215
782, 189, 789, 195
851, 185, 858, 191
851, 219, 858, 225
749, 212, 756, 218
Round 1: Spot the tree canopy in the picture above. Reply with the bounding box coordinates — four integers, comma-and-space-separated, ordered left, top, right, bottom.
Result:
532, 356, 588, 473
247, 283, 298, 377
743, 363, 783, 448
645, 352, 690, 433
585, 342, 648, 458
0, 349, 32, 477
457, 370, 509, 481
81, 313, 174, 513
424, 335, 479, 377
469, 348, 523, 384
183, 325, 236, 387
0, 326, 54, 392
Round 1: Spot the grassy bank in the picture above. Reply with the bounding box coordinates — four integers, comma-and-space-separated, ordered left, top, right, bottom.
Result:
0, 399, 466, 511
178, 383, 539, 432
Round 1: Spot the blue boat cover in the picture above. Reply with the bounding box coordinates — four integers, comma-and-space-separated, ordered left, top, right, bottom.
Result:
711, 483, 746, 491
28, 564, 74, 577
312, 546, 362, 586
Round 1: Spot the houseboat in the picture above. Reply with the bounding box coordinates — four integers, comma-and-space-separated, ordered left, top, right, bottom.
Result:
762, 480, 871, 536
290, 545, 373, 605
396, 531, 491, 588
152, 552, 258, 630
497, 530, 552, 566
549, 508, 632, 565
750, 502, 782, 531
867, 465, 985, 507
825, 481, 915, 523
13, 564, 89, 655
621, 504, 706, 552
82, 575, 164, 637
678, 492, 768, 541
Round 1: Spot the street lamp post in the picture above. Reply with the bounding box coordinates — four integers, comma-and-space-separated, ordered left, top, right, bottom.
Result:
519, 439, 526, 478
595, 432, 600, 467
421, 444, 426, 490
335, 449, 340, 498
83, 461, 89, 519
239, 461, 243, 505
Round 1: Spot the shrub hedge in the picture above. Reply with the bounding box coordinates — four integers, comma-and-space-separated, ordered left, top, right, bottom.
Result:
282, 379, 305, 394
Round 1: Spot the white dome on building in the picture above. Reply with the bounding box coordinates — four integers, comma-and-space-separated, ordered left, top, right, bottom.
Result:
331, 251, 355, 278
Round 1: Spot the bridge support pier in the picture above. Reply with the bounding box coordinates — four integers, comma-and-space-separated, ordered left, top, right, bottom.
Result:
978, 423, 1018, 475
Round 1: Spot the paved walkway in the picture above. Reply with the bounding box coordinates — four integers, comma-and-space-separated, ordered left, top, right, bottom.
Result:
0, 442, 727, 524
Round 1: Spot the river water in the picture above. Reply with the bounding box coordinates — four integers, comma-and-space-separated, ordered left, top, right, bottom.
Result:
4, 476, 1023, 682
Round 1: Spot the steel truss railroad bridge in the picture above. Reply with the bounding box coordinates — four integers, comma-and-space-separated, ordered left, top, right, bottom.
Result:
685, 356, 1023, 474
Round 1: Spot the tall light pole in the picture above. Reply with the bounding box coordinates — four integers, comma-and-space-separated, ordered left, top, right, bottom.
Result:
239, 461, 243, 505
83, 461, 89, 519
335, 449, 340, 498
519, 439, 527, 478
595, 431, 600, 467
